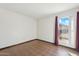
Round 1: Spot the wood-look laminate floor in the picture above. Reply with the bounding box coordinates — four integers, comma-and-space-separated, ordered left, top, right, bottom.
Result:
0, 39, 79, 56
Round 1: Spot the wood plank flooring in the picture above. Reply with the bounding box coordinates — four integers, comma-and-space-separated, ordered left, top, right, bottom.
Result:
0, 39, 79, 56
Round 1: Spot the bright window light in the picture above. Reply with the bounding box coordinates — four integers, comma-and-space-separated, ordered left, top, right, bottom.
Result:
59, 17, 70, 26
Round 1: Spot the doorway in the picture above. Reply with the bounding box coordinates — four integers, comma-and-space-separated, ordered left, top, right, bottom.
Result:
58, 16, 72, 47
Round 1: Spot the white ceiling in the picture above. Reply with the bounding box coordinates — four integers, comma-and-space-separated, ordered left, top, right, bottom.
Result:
0, 3, 79, 19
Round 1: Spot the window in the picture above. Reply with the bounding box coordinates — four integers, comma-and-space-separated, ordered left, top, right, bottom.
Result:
59, 17, 70, 26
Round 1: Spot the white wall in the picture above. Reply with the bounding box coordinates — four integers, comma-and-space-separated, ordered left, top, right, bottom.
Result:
37, 15, 55, 43
37, 8, 78, 48
0, 8, 37, 48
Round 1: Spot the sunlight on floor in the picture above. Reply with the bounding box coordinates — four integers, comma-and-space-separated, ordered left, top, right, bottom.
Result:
68, 51, 77, 56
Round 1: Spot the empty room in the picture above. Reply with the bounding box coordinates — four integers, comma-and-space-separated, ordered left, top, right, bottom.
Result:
0, 3, 79, 56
